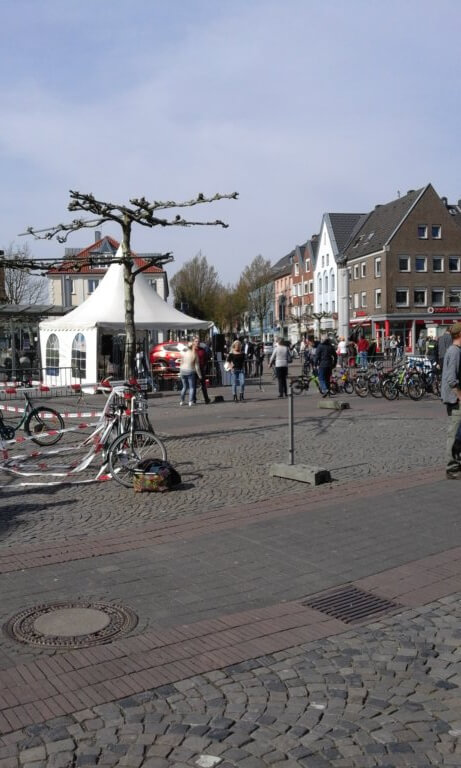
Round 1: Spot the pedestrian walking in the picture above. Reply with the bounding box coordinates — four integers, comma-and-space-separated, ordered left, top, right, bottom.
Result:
314, 335, 338, 396
441, 322, 461, 479
193, 337, 211, 404
227, 340, 246, 401
179, 342, 201, 407
254, 343, 264, 378
357, 336, 369, 368
336, 337, 348, 369
269, 338, 291, 398
438, 328, 452, 373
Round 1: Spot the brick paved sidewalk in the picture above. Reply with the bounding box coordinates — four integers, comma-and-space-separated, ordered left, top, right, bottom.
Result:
0, 383, 459, 766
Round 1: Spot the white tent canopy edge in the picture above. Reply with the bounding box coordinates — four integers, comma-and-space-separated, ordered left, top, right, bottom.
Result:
39, 253, 211, 386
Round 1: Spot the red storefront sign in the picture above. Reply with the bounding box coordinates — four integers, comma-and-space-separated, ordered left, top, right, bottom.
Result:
427, 306, 458, 314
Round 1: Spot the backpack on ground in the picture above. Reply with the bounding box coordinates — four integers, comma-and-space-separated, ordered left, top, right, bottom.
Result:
133, 459, 181, 493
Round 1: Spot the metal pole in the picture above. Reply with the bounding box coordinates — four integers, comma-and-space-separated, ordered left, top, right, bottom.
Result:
288, 381, 294, 465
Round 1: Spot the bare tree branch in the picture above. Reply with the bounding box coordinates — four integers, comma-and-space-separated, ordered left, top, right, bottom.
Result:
16, 188, 237, 377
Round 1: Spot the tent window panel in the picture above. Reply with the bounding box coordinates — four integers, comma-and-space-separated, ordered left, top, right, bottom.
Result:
71, 333, 86, 378
45, 334, 60, 376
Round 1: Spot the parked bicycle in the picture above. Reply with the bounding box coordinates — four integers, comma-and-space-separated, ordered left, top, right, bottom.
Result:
291, 371, 336, 396
380, 363, 424, 401
1, 383, 167, 488
0, 392, 64, 446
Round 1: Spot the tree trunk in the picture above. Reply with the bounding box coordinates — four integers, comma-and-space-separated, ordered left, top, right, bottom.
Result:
121, 224, 136, 380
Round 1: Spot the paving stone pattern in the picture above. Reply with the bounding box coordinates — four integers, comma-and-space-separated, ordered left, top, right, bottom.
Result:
0, 387, 445, 549
2, 594, 461, 767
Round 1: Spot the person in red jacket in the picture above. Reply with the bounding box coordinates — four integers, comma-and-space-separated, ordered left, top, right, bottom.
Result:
193, 337, 211, 404
357, 336, 369, 368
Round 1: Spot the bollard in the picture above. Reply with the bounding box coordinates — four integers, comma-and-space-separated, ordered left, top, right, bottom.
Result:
269, 378, 331, 485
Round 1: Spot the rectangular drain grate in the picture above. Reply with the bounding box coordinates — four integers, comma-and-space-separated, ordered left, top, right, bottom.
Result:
302, 585, 400, 624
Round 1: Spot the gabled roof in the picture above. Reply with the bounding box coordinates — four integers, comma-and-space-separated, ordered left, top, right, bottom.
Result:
343, 186, 427, 260
272, 249, 294, 277
325, 213, 366, 256
47, 235, 165, 275
40, 246, 210, 332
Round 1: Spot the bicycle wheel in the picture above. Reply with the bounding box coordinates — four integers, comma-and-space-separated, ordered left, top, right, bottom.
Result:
108, 429, 167, 488
291, 379, 305, 395
407, 376, 425, 401
329, 379, 339, 395
381, 379, 398, 400
354, 376, 368, 397
343, 379, 354, 395
368, 374, 382, 398
25, 407, 64, 446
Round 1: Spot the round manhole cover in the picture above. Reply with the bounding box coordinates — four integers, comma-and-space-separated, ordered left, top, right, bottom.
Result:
3, 601, 138, 649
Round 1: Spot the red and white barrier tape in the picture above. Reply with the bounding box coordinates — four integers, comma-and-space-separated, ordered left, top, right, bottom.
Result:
0, 403, 103, 418
2, 421, 99, 446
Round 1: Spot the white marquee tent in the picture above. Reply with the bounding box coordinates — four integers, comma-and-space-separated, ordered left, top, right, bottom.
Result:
39, 253, 211, 386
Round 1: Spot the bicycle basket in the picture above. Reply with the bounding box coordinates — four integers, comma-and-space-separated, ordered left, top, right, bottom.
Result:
133, 459, 181, 493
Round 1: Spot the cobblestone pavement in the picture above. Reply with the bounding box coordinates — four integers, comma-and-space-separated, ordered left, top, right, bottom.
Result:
1, 375, 459, 767
0, 378, 445, 548
2, 593, 461, 767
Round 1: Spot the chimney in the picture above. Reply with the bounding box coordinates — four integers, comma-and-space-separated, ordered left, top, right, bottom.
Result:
441, 196, 448, 206
95, 230, 101, 242
407, 189, 414, 195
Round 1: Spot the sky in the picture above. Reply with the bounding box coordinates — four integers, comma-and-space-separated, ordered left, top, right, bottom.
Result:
1, 0, 461, 287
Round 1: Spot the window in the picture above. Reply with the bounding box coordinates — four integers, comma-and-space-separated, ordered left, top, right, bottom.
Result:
431, 289, 445, 305
449, 256, 460, 272
395, 289, 409, 307
449, 289, 461, 306
374, 258, 381, 277
71, 333, 86, 378
321, 254, 324, 267
324, 275, 328, 293
88, 279, 100, 294
418, 225, 428, 239
294, 263, 299, 276
415, 257, 427, 272
331, 300, 335, 312
433, 257, 444, 272
353, 293, 359, 309
304, 282, 309, 294
305, 258, 310, 272
45, 334, 59, 375
361, 262, 366, 278
353, 264, 359, 279
361, 292, 367, 308
375, 289, 382, 309
325, 300, 329, 312
348, 268, 352, 280
297, 283, 302, 297
326, 254, 329, 266
318, 276, 322, 294
309, 280, 313, 293
414, 288, 427, 306
399, 256, 410, 271
431, 225, 441, 239
330, 271, 335, 291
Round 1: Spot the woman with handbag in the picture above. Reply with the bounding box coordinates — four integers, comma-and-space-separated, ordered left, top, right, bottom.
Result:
226, 340, 246, 401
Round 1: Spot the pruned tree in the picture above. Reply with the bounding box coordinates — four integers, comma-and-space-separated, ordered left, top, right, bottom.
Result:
12, 189, 237, 376
238, 255, 274, 338
170, 251, 222, 320
3, 243, 49, 305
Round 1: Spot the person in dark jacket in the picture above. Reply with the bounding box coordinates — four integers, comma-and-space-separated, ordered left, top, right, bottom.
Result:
438, 328, 452, 372
314, 336, 338, 396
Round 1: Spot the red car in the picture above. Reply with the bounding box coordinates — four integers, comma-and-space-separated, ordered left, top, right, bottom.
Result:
149, 341, 187, 373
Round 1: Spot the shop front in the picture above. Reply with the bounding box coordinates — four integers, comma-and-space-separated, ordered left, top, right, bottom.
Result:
369, 308, 461, 354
